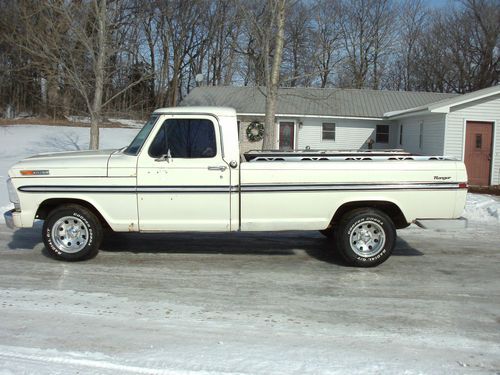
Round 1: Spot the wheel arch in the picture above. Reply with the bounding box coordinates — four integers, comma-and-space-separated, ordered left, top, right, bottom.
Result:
330, 200, 409, 229
35, 198, 111, 229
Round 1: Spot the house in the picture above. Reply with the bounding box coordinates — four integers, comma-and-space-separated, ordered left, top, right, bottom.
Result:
181, 85, 500, 186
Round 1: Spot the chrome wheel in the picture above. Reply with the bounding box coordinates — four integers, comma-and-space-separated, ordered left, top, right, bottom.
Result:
51, 216, 89, 254
349, 220, 386, 258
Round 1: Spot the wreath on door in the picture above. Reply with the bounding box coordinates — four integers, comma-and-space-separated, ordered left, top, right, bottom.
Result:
246, 121, 265, 142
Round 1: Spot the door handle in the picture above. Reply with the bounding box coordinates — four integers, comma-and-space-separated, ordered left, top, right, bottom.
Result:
208, 166, 227, 172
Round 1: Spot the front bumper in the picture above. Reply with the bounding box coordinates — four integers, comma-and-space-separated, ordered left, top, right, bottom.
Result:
3, 209, 21, 229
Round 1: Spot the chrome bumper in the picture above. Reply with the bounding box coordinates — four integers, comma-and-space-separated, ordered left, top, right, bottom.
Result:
3, 209, 17, 229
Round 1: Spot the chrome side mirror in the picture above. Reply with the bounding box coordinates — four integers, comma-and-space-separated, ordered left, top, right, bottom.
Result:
155, 149, 172, 163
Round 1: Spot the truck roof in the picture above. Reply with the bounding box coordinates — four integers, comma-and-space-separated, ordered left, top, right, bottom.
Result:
153, 106, 237, 117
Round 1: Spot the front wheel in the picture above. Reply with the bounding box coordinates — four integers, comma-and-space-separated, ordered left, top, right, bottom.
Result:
43, 204, 103, 261
335, 208, 396, 267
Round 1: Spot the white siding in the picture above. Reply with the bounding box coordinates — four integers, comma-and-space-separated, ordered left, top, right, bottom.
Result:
397, 114, 446, 155
445, 94, 500, 185
297, 118, 397, 150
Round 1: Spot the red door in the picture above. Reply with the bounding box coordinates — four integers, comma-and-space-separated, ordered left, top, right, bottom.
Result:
464, 121, 493, 186
279, 122, 295, 150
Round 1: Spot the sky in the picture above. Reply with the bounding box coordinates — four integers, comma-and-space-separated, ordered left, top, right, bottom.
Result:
424, 0, 459, 8
423, 0, 454, 8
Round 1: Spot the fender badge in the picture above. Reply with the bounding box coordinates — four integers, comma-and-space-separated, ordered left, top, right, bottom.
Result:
21, 170, 50, 176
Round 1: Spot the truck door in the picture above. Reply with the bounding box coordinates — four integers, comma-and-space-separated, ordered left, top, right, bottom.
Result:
136, 115, 231, 231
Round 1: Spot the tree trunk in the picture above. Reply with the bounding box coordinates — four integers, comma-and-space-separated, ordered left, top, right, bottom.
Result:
262, 0, 286, 150
90, 111, 100, 149
47, 72, 59, 119
89, 0, 107, 150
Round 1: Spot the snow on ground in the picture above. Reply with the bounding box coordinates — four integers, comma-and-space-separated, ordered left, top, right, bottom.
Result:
65, 115, 91, 124
0, 125, 139, 220
66, 115, 144, 128
107, 117, 145, 128
0, 225, 499, 374
463, 193, 500, 223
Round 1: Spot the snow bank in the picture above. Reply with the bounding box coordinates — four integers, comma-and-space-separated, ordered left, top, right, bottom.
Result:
67, 116, 144, 128
66, 115, 91, 124
462, 193, 500, 224
107, 118, 144, 128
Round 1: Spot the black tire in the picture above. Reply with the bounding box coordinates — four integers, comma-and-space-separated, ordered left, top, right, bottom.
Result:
319, 227, 334, 239
335, 208, 396, 267
42, 204, 103, 261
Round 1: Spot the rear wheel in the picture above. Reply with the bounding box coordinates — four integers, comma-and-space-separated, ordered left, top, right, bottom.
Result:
335, 208, 396, 267
43, 204, 103, 261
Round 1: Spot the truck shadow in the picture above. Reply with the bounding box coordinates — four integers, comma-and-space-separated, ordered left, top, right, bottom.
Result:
100, 231, 326, 256
5, 227, 422, 265
6, 223, 43, 251
99, 231, 348, 265
99, 231, 422, 265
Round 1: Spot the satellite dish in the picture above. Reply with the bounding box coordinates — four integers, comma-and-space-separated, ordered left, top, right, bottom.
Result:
195, 74, 204, 83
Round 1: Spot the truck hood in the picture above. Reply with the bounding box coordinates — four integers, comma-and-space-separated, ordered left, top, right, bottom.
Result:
9, 149, 119, 178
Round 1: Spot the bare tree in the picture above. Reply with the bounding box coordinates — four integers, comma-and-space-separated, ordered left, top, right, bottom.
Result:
1, 0, 498, 124
264, 0, 287, 150
311, 0, 343, 87
283, 1, 312, 87
338, 0, 396, 89
240, 0, 286, 149
412, 0, 499, 93
6, 0, 150, 149
399, 0, 428, 91
460, 0, 499, 90
238, 1, 269, 86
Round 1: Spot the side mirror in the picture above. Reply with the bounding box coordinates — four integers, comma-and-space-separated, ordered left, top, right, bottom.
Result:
155, 149, 172, 163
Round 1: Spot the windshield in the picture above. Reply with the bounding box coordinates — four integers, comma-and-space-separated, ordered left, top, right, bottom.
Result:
123, 115, 159, 156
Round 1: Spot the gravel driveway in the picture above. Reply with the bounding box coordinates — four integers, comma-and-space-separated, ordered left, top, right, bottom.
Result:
0, 223, 499, 374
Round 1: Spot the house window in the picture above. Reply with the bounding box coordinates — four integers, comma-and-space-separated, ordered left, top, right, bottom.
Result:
419, 122, 424, 149
322, 123, 336, 140
376, 125, 389, 143
399, 124, 403, 145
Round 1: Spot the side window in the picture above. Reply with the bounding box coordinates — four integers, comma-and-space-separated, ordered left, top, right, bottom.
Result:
376, 125, 389, 143
322, 123, 336, 140
149, 119, 217, 159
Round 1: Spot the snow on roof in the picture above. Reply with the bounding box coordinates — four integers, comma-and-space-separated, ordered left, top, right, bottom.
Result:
384, 85, 500, 119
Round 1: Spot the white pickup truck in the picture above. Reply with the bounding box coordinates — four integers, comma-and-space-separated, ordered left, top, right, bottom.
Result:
4, 107, 468, 267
